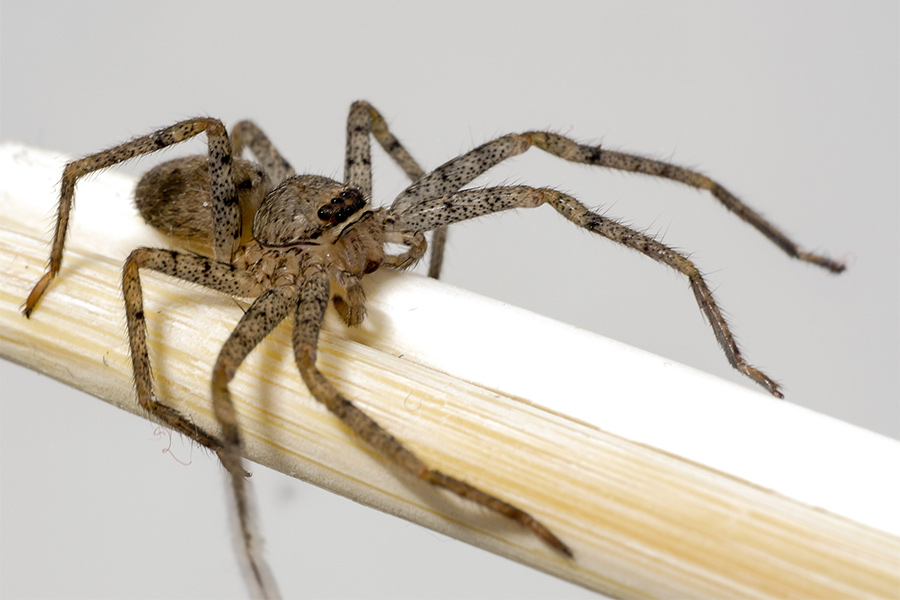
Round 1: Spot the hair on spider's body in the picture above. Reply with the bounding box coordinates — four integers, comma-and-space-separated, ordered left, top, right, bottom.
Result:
23, 101, 844, 598
134, 154, 269, 246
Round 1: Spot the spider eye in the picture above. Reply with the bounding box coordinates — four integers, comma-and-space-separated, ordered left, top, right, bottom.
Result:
317, 189, 365, 224
253, 176, 367, 246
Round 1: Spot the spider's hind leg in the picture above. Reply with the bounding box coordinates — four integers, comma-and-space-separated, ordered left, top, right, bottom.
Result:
25, 118, 244, 316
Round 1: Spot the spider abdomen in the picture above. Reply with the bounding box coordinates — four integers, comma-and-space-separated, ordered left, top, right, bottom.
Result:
135, 155, 268, 251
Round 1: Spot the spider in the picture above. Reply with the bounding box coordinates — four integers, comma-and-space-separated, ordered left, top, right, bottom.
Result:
23, 101, 844, 597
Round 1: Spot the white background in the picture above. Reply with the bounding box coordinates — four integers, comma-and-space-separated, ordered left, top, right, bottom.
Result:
1, 2, 897, 598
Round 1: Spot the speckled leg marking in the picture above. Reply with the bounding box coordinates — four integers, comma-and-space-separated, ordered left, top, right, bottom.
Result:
392, 131, 845, 273
293, 268, 573, 557
231, 120, 296, 185
527, 131, 845, 272
211, 285, 296, 598
122, 247, 261, 449
345, 100, 448, 277
24, 118, 242, 316
124, 245, 288, 597
393, 185, 783, 397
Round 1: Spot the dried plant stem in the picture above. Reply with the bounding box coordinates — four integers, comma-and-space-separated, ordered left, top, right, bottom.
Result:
1, 143, 898, 598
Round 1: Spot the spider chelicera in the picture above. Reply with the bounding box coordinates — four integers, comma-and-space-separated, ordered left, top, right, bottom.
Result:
23, 100, 844, 596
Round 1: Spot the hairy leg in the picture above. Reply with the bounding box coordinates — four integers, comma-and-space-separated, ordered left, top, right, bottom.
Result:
392, 185, 783, 396
391, 131, 845, 273
292, 267, 572, 556
527, 131, 845, 272
231, 120, 296, 185
122, 247, 287, 597
211, 285, 297, 599
25, 118, 243, 316
121, 247, 262, 449
345, 100, 448, 277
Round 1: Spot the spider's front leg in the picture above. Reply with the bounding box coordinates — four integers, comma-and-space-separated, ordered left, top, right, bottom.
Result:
390, 186, 784, 397
292, 267, 573, 557
24, 118, 244, 316
527, 132, 846, 273
391, 131, 845, 273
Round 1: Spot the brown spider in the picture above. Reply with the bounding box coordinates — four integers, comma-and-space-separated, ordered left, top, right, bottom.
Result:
23, 100, 844, 596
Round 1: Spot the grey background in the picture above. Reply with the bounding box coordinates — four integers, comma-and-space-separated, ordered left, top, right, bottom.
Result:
1, 2, 897, 598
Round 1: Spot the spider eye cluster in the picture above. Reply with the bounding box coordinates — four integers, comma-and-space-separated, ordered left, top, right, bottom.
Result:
253, 175, 367, 246
317, 189, 366, 224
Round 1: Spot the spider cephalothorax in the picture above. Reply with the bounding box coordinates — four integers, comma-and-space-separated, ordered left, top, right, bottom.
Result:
253, 175, 368, 245
23, 101, 844, 597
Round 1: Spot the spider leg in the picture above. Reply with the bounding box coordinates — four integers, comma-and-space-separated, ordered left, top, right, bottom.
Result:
391, 131, 845, 273
121, 247, 262, 450
391, 186, 784, 397
123, 246, 287, 597
345, 101, 425, 195
345, 100, 448, 278
210, 285, 296, 600
231, 120, 296, 185
527, 131, 845, 272
25, 118, 243, 316
293, 267, 573, 557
